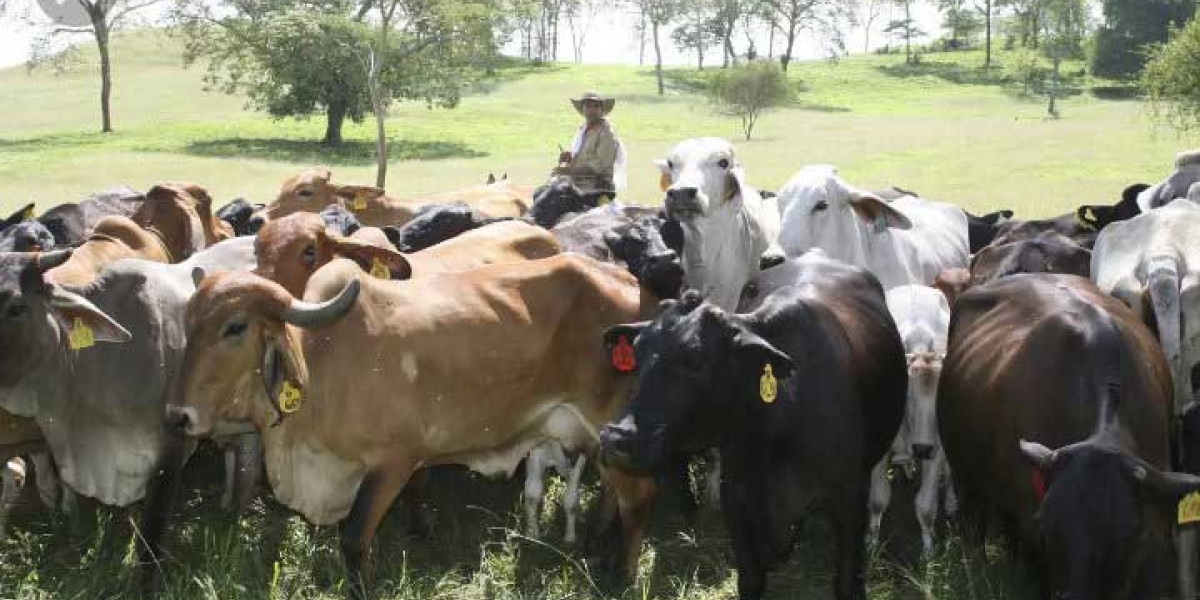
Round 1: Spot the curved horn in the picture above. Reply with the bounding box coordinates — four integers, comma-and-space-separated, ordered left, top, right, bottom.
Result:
282, 279, 360, 328
33, 249, 72, 273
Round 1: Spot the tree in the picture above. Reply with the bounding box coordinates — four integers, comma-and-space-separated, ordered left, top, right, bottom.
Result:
856, 0, 885, 53
1007, 47, 1045, 93
885, 0, 924, 64
672, 2, 721, 69
937, 0, 981, 49
26, 0, 166, 133
629, 0, 679, 95
765, 0, 854, 71
1143, 18, 1200, 132
1039, 0, 1086, 117
974, 0, 994, 66
1092, 0, 1195, 80
709, 0, 750, 66
710, 60, 793, 139
172, 0, 497, 146
564, 0, 609, 63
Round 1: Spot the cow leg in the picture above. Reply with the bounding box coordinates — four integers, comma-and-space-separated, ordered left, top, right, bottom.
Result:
1178, 526, 1199, 600
234, 434, 263, 510
339, 463, 414, 600
602, 467, 657, 584
942, 463, 959, 516
722, 478, 769, 600
0, 458, 26, 538
523, 445, 549, 539
705, 450, 722, 509
563, 454, 587, 545
914, 455, 943, 555
401, 469, 434, 539
831, 482, 870, 600
867, 458, 890, 548
220, 446, 237, 511
30, 453, 59, 511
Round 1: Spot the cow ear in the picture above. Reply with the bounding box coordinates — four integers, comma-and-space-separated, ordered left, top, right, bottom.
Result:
48, 286, 131, 344
334, 185, 385, 203
655, 159, 672, 192
1018, 439, 1057, 469
1128, 456, 1200, 500
725, 161, 748, 203
849, 193, 912, 232
3, 204, 34, 228
382, 226, 403, 251
328, 234, 412, 281
731, 328, 795, 383
603, 322, 648, 356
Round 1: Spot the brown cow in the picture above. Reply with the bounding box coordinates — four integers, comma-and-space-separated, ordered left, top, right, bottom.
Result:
141, 254, 656, 597
939, 274, 1199, 600
400, 180, 534, 219
45, 184, 231, 285
252, 213, 561, 297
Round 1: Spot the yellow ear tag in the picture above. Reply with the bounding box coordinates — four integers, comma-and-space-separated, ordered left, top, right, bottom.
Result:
23, 205, 35, 220
370, 256, 391, 280
278, 381, 303, 414
1180, 492, 1200, 525
598, 194, 612, 206
659, 172, 671, 192
68, 317, 95, 351
759, 364, 777, 404
352, 195, 369, 211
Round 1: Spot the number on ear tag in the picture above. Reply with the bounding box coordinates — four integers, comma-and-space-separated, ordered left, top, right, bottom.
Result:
1180, 492, 1200, 525
612, 335, 636, 373
68, 317, 95, 351
278, 381, 304, 414
760, 364, 777, 404
659, 172, 671, 192
370, 257, 391, 280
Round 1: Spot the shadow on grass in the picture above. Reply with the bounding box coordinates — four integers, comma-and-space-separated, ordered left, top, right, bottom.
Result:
183, 137, 486, 166
469, 58, 568, 95
877, 60, 1013, 86
1091, 85, 1141, 101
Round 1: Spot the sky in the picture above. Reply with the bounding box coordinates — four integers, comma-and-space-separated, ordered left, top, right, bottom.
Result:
0, 1, 945, 69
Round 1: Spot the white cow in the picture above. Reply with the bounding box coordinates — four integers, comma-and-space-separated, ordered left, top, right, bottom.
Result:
1137, 149, 1200, 211
1092, 199, 1200, 600
868, 285, 955, 554
657, 137, 781, 311
777, 165, 968, 289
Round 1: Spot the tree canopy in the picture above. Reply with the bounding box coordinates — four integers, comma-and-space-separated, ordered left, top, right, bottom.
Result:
1092, 0, 1195, 80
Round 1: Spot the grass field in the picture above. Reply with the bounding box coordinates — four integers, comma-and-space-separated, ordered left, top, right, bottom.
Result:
0, 29, 1187, 600
0, 30, 1196, 218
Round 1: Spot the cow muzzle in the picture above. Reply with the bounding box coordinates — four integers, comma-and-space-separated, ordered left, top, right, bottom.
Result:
164, 405, 202, 437
665, 187, 703, 220
599, 417, 661, 474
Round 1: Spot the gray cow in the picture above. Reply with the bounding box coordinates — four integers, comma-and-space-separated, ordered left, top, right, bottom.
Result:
1092, 200, 1200, 600
0, 237, 258, 514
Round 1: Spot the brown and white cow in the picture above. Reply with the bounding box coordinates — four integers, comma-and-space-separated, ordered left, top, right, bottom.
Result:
141, 254, 657, 597
45, 184, 232, 285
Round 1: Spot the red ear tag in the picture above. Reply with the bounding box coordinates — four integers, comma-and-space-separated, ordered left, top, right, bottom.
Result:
1031, 469, 1047, 501
612, 335, 636, 373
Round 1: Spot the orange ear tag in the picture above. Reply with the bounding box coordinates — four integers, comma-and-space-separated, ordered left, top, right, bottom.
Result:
370, 257, 391, 280
68, 317, 95, 351
612, 335, 636, 373
759, 364, 777, 404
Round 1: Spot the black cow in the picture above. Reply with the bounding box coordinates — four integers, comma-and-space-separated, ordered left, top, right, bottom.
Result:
382, 203, 504, 253
37, 186, 144, 247
552, 205, 683, 301
966, 209, 1016, 253
0, 220, 56, 252
939, 274, 1198, 600
527, 177, 613, 229
215, 199, 263, 236
599, 254, 906, 600
969, 231, 1091, 284
991, 183, 1150, 250
0, 204, 33, 232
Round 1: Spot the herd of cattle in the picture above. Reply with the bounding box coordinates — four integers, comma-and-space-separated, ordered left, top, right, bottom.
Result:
4, 139, 1200, 600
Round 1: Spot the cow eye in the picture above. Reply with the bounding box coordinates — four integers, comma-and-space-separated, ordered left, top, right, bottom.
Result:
221, 320, 247, 338
302, 244, 317, 267
717, 159, 730, 169
812, 200, 829, 213
297, 188, 315, 199
5, 301, 25, 318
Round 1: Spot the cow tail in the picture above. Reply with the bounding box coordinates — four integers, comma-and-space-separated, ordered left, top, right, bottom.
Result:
136, 427, 187, 598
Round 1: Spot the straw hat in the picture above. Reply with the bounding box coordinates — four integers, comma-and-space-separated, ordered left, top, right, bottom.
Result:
571, 91, 616, 117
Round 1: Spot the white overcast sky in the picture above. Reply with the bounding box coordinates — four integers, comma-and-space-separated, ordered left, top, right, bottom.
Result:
0, 0, 945, 69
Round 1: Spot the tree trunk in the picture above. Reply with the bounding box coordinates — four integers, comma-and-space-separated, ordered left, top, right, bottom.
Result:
904, 2, 913, 64
1048, 56, 1060, 116
94, 20, 113, 133
782, 27, 797, 71
767, 22, 775, 58
698, 45, 705, 70
723, 21, 735, 66
324, 99, 347, 146
983, 0, 992, 67
653, 20, 664, 95
638, 10, 647, 65
373, 99, 387, 186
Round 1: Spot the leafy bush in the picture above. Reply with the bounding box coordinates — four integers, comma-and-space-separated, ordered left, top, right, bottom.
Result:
708, 60, 794, 140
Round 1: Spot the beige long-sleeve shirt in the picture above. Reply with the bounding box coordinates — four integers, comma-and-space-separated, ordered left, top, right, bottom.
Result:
563, 120, 617, 194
